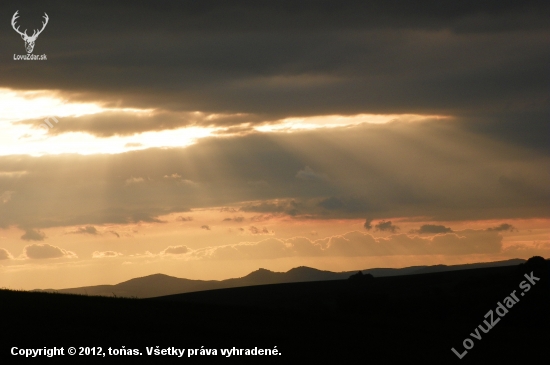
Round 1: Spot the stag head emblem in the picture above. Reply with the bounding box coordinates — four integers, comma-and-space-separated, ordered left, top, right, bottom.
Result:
11, 11, 49, 54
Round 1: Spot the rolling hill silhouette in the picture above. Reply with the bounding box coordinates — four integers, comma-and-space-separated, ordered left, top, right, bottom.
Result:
3, 257, 547, 363
34, 258, 524, 298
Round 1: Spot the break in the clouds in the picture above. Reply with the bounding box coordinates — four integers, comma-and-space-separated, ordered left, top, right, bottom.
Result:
24, 243, 76, 259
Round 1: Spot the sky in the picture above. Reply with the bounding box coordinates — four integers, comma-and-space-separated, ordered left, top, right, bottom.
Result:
0, 1, 549, 289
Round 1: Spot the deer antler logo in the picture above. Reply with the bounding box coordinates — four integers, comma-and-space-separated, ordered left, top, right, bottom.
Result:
11, 11, 49, 54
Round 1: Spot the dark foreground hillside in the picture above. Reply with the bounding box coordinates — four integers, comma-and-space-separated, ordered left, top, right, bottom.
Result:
2, 257, 548, 363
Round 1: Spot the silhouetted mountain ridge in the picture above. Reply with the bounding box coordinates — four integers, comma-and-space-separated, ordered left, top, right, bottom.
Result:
33, 258, 525, 298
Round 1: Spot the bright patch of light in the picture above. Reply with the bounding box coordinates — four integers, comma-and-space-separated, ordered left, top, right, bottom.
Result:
0, 88, 106, 122
255, 114, 448, 132
0, 88, 449, 156
0, 127, 218, 156
0, 88, 201, 156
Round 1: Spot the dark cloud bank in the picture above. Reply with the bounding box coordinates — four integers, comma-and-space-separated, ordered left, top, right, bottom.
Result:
1, 1, 548, 151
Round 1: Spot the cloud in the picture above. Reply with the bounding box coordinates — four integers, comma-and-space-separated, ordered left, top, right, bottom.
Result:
128, 212, 166, 224
375, 220, 399, 233
0, 123, 548, 230
193, 229, 503, 260
172, 178, 198, 187
502, 241, 550, 257
296, 166, 327, 181
109, 231, 121, 238
0, 248, 12, 260
22, 111, 195, 138
487, 223, 517, 232
250, 214, 275, 222
194, 238, 293, 260
241, 201, 293, 214
129, 251, 156, 258
0, 1, 545, 163
164, 173, 182, 179
220, 207, 238, 213
363, 218, 373, 231
161, 245, 190, 255
21, 229, 46, 241
24, 244, 77, 259
16, 111, 264, 138
224, 216, 245, 222
410, 224, 453, 234
201, 225, 211, 231
68, 226, 99, 235
125, 177, 145, 185
241, 200, 300, 216
92, 251, 123, 258
177, 216, 193, 222
248, 226, 273, 235
2, 2, 546, 125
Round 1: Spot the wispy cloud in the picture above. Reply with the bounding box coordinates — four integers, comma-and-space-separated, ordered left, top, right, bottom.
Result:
67, 226, 99, 235
125, 177, 145, 185
487, 223, 517, 232
92, 251, 123, 258
191, 229, 503, 260
0, 248, 13, 260
375, 221, 399, 233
